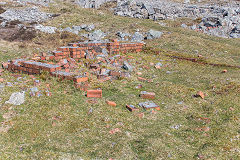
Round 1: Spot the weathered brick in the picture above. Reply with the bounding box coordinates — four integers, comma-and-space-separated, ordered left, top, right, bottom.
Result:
106, 100, 117, 107
87, 89, 102, 98
140, 91, 155, 99
73, 75, 88, 83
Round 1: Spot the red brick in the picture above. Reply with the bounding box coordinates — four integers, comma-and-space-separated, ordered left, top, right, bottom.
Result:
106, 100, 117, 107
73, 76, 88, 83
87, 89, 102, 98
140, 91, 155, 99
137, 77, 147, 82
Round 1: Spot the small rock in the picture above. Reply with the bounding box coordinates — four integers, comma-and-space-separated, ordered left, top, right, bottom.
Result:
34, 24, 57, 34
181, 24, 188, 28
146, 29, 163, 39
88, 30, 105, 41
85, 24, 95, 32
139, 101, 159, 109
5, 91, 25, 105
131, 32, 144, 42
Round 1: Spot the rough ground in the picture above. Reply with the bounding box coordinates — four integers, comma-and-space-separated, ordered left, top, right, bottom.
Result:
0, 1, 240, 159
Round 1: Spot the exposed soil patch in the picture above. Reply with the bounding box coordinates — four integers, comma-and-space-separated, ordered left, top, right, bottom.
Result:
0, 26, 36, 42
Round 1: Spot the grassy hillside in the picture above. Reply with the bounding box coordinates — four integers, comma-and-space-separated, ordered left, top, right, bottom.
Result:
0, 2, 239, 159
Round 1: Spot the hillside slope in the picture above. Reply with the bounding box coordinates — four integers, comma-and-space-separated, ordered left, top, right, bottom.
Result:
0, 1, 239, 159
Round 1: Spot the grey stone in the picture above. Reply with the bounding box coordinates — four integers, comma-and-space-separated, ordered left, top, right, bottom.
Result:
146, 29, 163, 39
72, 25, 82, 31
15, 0, 51, 6
75, 0, 115, 8
63, 27, 79, 34
5, 91, 25, 105
85, 24, 95, 32
114, 0, 240, 38
0, 21, 7, 28
0, 7, 53, 23
88, 30, 106, 41
191, 25, 197, 30
181, 24, 188, 28
138, 101, 159, 109
230, 33, 240, 38
34, 24, 57, 34
131, 32, 144, 42
116, 31, 131, 40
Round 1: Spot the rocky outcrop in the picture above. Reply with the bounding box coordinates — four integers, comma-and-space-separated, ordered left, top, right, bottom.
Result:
0, 7, 54, 23
114, 0, 240, 38
13, 0, 51, 6
75, 0, 116, 8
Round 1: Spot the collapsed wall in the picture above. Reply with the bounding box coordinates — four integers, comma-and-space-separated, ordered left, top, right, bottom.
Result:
2, 40, 144, 89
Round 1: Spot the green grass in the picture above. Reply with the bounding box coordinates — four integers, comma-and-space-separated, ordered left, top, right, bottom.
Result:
0, 2, 240, 159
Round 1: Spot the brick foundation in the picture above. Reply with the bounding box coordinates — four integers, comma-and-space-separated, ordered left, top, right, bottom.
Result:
2, 39, 144, 95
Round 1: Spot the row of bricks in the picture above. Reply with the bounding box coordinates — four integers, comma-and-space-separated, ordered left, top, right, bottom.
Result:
7, 64, 41, 74
6, 61, 88, 84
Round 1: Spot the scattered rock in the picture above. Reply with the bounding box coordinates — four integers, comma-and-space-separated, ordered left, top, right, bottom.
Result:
75, 0, 115, 8
85, 24, 95, 32
131, 32, 144, 42
115, 0, 240, 38
0, 7, 53, 23
5, 91, 25, 105
181, 24, 188, 28
146, 29, 163, 39
34, 24, 57, 34
63, 27, 79, 35
138, 101, 159, 109
88, 30, 106, 41
116, 31, 131, 41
